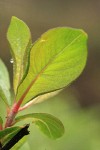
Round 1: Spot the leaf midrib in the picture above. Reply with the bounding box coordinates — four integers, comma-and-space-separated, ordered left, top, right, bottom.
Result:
18, 33, 82, 102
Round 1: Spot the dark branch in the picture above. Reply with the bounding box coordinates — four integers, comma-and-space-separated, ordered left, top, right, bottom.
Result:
1, 124, 30, 150
0, 142, 2, 150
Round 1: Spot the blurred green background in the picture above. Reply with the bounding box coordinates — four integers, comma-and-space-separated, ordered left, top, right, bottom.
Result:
0, 0, 100, 149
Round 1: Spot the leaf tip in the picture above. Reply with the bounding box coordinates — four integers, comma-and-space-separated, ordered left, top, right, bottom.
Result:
79, 29, 88, 39
11, 16, 20, 21
10, 16, 28, 27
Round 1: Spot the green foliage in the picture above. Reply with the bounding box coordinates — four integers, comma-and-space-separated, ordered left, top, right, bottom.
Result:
0, 116, 3, 125
0, 59, 11, 105
29, 90, 61, 104
14, 113, 64, 139
7, 16, 32, 93
0, 16, 88, 149
16, 27, 87, 104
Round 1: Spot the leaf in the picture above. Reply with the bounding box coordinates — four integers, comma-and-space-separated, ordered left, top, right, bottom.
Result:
14, 113, 64, 139
20, 90, 61, 109
0, 126, 21, 146
32, 89, 61, 104
0, 116, 3, 125
7, 16, 32, 93
0, 59, 11, 105
16, 27, 87, 104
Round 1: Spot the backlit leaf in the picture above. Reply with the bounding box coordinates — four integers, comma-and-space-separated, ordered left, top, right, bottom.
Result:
14, 113, 64, 139
7, 16, 32, 93
21, 90, 61, 108
0, 59, 11, 105
16, 27, 87, 104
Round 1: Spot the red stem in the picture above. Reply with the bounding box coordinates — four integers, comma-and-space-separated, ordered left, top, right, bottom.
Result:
5, 75, 37, 128
4, 98, 23, 128
4, 85, 31, 128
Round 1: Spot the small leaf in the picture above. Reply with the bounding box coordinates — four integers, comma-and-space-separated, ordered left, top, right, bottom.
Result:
7, 16, 32, 93
14, 113, 64, 139
0, 59, 11, 105
16, 27, 87, 104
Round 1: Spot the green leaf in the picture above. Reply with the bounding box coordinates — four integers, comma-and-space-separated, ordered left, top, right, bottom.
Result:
16, 27, 87, 104
0, 59, 11, 105
29, 90, 61, 105
7, 16, 32, 93
14, 113, 64, 139
0, 116, 3, 125
0, 126, 21, 146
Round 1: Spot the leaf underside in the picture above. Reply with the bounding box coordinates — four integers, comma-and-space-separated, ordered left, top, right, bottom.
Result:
14, 113, 65, 139
27, 89, 61, 105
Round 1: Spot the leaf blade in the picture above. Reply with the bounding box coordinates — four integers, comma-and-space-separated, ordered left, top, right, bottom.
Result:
16, 27, 87, 104
14, 113, 64, 139
7, 16, 32, 93
25, 90, 61, 106
0, 116, 3, 125
0, 59, 11, 105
